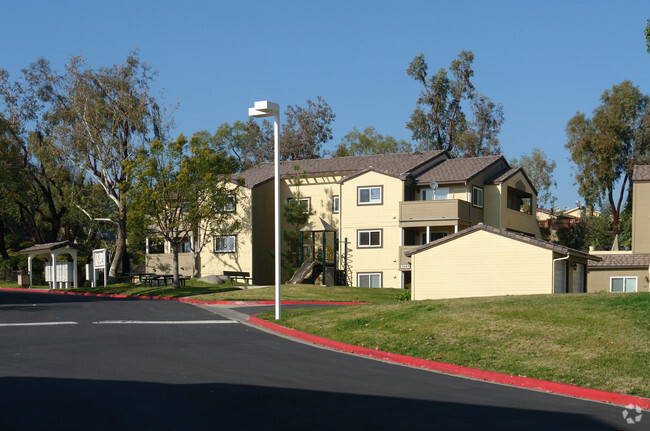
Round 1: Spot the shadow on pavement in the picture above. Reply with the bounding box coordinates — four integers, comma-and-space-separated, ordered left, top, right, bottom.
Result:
0, 376, 624, 431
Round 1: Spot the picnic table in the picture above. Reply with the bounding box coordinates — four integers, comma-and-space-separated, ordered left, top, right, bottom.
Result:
141, 274, 188, 287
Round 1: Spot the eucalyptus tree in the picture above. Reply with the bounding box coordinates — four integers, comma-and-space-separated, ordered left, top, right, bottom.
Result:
334, 126, 412, 157
28, 53, 166, 278
565, 80, 650, 236
406, 51, 504, 157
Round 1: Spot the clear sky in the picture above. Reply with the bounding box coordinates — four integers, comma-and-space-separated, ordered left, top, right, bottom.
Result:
3, 1, 649, 209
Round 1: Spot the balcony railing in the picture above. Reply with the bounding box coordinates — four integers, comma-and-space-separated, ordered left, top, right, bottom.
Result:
399, 199, 471, 226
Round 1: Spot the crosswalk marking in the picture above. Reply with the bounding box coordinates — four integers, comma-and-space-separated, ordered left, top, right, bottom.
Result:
92, 320, 238, 325
0, 322, 79, 327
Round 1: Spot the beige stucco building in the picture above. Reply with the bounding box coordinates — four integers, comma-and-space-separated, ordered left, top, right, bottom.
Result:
406, 224, 597, 300
146, 150, 544, 288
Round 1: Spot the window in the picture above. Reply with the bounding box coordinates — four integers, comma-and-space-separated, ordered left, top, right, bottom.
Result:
433, 187, 449, 200
222, 195, 236, 212
358, 229, 382, 248
214, 235, 236, 253
472, 186, 484, 208
288, 197, 311, 213
287, 197, 311, 214
358, 273, 381, 288
610, 276, 637, 293
333, 196, 340, 213
179, 239, 192, 253
358, 186, 382, 205
421, 189, 433, 201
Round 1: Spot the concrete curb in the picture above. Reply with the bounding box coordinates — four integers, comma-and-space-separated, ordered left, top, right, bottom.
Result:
248, 314, 650, 410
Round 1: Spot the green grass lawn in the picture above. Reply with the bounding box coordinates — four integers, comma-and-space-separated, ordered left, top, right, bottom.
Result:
258, 292, 650, 398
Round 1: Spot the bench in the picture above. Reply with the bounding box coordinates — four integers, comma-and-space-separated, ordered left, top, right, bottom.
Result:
223, 271, 251, 285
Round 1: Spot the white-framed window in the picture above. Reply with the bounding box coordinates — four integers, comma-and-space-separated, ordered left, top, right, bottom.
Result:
179, 239, 192, 253
472, 186, 484, 208
358, 186, 382, 205
287, 197, 311, 213
433, 187, 449, 200
333, 196, 340, 213
610, 276, 637, 293
358, 229, 382, 248
223, 195, 236, 212
214, 235, 236, 253
358, 273, 382, 288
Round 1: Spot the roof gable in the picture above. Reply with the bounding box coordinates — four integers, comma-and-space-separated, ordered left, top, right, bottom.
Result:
412, 155, 505, 185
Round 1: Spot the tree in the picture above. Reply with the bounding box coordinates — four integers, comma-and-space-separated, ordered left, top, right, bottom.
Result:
461, 94, 505, 157
211, 120, 272, 171
565, 80, 650, 236
334, 126, 412, 157
129, 134, 240, 287
281, 96, 335, 160
0, 71, 82, 248
28, 53, 166, 278
510, 148, 557, 208
406, 51, 504, 157
645, 19, 650, 53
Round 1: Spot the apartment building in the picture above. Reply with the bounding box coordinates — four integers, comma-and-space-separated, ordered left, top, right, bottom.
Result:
146, 150, 542, 288
587, 165, 650, 293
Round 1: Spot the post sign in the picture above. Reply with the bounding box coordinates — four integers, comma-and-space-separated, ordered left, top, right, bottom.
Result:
92, 248, 108, 287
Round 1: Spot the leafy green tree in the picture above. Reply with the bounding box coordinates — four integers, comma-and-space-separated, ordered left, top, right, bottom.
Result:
129, 134, 240, 287
334, 126, 412, 157
645, 19, 650, 53
565, 80, 650, 236
0, 72, 81, 248
510, 148, 557, 208
211, 120, 271, 171
406, 51, 504, 157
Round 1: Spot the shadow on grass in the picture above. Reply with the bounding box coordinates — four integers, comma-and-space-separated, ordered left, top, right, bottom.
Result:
0, 376, 624, 431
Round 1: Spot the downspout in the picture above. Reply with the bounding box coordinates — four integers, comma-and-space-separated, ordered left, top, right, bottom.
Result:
552, 255, 570, 294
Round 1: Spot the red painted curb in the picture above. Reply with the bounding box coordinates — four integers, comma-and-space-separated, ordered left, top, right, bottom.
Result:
248, 314, 650, 410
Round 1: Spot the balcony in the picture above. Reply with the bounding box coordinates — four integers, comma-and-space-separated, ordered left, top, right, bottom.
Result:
399, 199, 471, 228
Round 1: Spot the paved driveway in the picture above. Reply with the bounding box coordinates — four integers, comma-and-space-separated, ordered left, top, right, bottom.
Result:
0, 290, 644, 430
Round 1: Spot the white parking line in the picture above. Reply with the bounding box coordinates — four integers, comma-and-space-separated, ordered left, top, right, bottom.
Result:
0, 322, 79, 327
93, 320, 238, 325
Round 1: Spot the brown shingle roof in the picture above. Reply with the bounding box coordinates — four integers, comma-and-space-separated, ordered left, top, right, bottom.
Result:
235, 150, 446, 188
405, 224, 599, 261
19, 241, 71, 254
412, 155, 504, 185
632, 165, 650, 182
588, 253, 649, 268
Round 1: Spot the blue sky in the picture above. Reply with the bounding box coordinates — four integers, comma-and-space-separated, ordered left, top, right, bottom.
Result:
3, 1, 649, 209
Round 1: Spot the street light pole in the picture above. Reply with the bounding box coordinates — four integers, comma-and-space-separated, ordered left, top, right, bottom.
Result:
248, 101, 281, 320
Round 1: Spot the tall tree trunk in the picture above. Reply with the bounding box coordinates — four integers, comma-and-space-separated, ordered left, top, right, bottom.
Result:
171, 242, 180, 289
109, 193, 127, 279
0, 219, 9, 260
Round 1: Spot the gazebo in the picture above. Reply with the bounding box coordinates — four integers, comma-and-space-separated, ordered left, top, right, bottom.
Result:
19, 241, 79, 289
